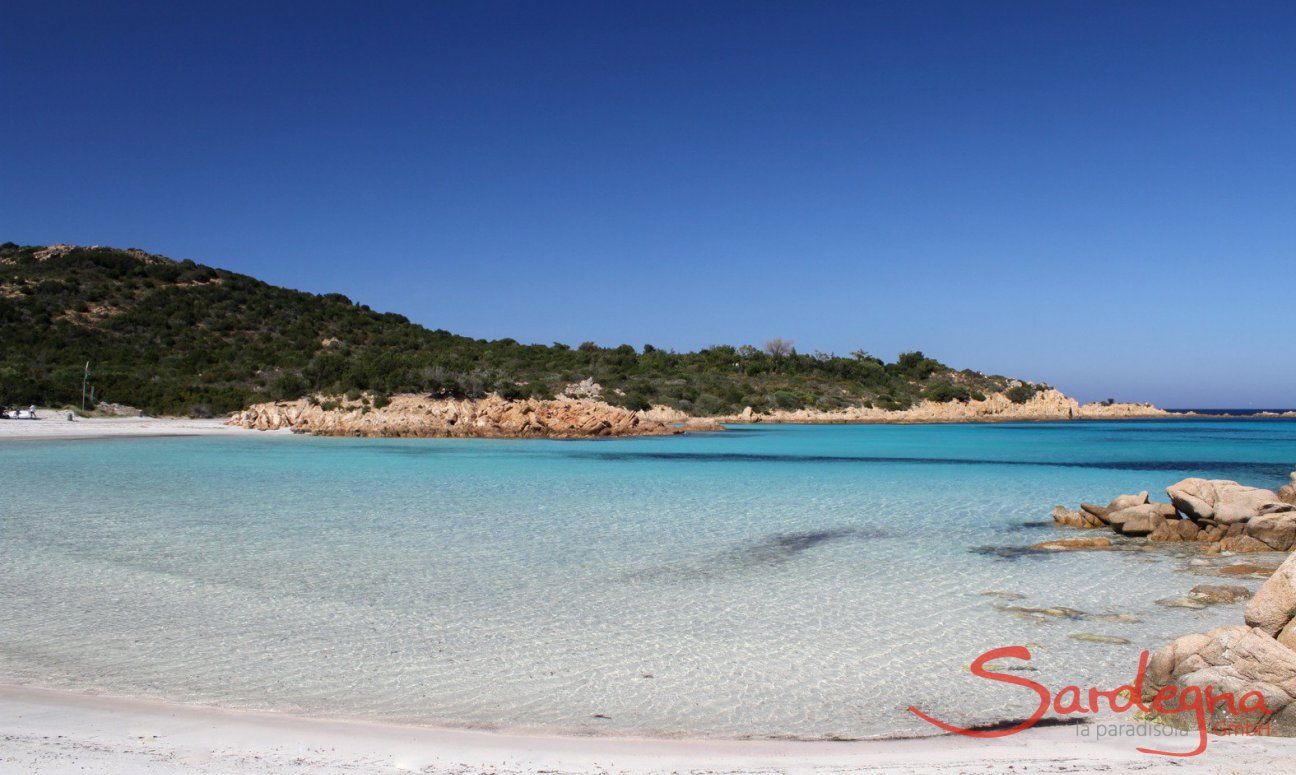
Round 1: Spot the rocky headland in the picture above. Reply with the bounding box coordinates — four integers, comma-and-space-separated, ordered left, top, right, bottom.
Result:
228, 393, 722, 438
707, 388, 1168, 425
230, 386, 1176, 439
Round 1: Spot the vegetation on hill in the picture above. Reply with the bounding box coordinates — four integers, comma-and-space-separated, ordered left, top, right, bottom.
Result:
1, 243, 1041, 417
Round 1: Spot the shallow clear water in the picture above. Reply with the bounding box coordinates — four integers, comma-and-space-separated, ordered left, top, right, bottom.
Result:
2, 420, 1295, 738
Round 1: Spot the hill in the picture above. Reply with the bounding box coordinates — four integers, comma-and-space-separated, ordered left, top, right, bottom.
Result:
1, 242, 1042, 417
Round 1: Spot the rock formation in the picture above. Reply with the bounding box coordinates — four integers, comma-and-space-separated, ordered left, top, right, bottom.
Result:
713, 388, 1168, 425
562, 377, 603, 400
1278, 473, 1296, 507
1245, 555, 1296, 645
1051, 474, 1296, 553
229, 394, 686, 438
1144, 551, 1296, 735
1168, 479, 1295, 524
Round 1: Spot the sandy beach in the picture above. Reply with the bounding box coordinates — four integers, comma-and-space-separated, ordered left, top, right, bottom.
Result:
3, 683, 1292, 774
0, 416, 275, 441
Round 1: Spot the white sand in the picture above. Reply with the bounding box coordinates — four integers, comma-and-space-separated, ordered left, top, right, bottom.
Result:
1, 684, 1291, 774
0, 415, 276, 441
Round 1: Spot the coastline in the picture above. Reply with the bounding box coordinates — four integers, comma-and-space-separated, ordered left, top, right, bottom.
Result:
4, 683, 1292, 774
1, 409, 1289, 445
0, 416, 276, 442
224, 387, 1293, 440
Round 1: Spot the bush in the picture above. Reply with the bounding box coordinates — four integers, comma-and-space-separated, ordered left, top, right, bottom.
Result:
771, 390, 803, 410
924, 383, 972, 403
1005, 384, 1038, 404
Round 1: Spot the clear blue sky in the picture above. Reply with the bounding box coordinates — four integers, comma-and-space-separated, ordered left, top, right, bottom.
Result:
4, 2, 1293, 407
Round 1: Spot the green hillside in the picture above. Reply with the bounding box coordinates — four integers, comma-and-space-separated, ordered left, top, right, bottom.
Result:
0, 243, 1039, 416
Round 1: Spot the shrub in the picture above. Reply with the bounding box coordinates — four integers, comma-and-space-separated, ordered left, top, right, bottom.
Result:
924, 383, 972, 403
1005, 384, 1038, 404
771, 390, 803, 410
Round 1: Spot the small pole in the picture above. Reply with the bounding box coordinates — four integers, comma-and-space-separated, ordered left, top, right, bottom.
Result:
81, 361, 90, 411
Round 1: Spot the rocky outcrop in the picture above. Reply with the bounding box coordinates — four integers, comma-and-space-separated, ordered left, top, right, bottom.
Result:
1168, 478, 1295, 524
714, 388, 1168, 425
1245, 553, 1296, 640
1143, 625, 1296, 734
20, 243, 172, 266
563, 377, 603, 400
1142, 553, 1296, 736
229, 394, 685, 438
1050, 473, 1296, 553
1278, 473, 1296, 507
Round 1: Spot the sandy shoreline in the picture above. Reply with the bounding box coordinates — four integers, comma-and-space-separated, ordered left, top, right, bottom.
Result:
4, 684, 1293, 774
0, 416, 279, 441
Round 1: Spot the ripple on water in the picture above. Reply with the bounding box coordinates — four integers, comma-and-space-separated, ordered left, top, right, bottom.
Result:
0, 420, 1292, 738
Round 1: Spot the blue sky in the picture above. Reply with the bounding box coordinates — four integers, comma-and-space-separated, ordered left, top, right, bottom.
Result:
3, 1, 1293, 407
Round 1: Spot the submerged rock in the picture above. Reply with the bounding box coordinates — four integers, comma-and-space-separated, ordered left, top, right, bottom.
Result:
1069, 633, 1131, 645
995, 605, 1088, 620
1188, 585, 1252, 604
1156, 596, 1209, 610
1031, 536, 1113, 551
1219, 562, 1283, 578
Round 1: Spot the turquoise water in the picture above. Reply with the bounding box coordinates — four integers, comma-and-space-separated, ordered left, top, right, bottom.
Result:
2, 420, 1295, 738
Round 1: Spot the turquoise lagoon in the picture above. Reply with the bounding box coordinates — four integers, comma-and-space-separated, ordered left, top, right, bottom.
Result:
2, 420, 1295, 738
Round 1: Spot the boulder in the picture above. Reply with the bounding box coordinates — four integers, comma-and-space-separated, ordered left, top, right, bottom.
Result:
1219, 535, 1280, 554
1143, 625, 1296, 734
1166, 478, 1295, 524
1245, 552, 1296, 637
1279, 472, 1296, 507
1243, 512, 1296, 552
1107, 491, 1150, 512
1107, 503, 1170, 536
1051, 505, 1103, 528
1080, 503, 1111, 522
1177, 519, 1201, 540
1281, 620, 1296, 652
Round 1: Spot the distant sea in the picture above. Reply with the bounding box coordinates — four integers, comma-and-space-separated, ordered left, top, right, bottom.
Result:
3, 419, 1295, 739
